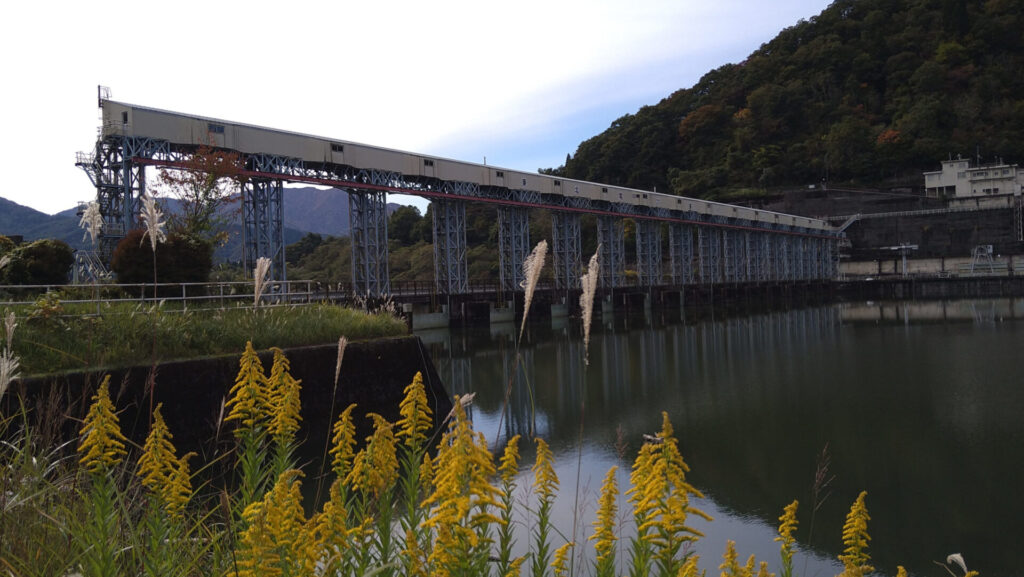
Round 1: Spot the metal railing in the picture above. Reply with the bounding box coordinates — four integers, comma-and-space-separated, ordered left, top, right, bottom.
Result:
0, 280, 319, 307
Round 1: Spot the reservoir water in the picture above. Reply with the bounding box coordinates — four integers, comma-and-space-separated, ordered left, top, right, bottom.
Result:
418, 299, 1024, 577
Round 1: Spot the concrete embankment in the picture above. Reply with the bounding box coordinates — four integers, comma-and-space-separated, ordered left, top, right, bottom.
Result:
4, 336, 453, 454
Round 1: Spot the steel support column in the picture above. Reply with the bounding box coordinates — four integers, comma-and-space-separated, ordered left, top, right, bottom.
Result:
433, 198, 468, 295
349, 190, 390, 295
699, 226, 722, 284
723, 229, 736, 283
552, 211, 581, 290
597, 215, 624, 288
77, 136, 168, 262
243, 175, 286, 282
759, 233, 772, 282
669, 224, 694, 286
636, 219, 662, 287
498, 205, 530, 293
773, 234, 788, 281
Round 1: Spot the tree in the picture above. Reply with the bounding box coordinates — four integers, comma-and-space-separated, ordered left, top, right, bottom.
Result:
286, 233, 324, 266
388, 206, 423, 246
156, 144, 246, 245
0, 239, 74, 285
110, 229, 213, 294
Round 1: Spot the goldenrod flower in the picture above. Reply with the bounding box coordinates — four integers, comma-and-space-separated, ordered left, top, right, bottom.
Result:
678, 555, 701, 577
420, 451, 434, 487
234, 470, 316, 577
504, 556, 527, 577
310, 480, 357, 575
345, 413, 398, 497
591, 466, 619, 574
267, 347, 302, 445
398, 371, 433, 448
532, 437, 558, 499
403, 528, 429, 577
776, 499, 799, 577
838, 491, 873, 577
628, 412, 710, 575
78, 376, 128, 474
499, 434, 521, 484
721, 540, 740, 577
137, 403, 193, 517
329, 403, 358, 478
421, 395, 502, 574
896, 567, 908, 577
225, 341, 270, 433
552, 541, 574, 577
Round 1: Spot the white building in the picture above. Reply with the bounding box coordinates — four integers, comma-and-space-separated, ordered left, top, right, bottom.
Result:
924, 157, 1024, 198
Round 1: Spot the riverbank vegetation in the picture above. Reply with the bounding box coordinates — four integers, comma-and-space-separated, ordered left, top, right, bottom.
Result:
0, 343, 980, 577
3, 296, 406, 375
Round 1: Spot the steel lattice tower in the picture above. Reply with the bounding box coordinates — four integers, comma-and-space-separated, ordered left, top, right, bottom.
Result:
497, 205, 530, 293
433, 198, 468, 294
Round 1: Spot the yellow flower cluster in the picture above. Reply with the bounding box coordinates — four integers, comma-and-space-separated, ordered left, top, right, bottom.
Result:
225, 341, 270, 432
720, 540, 760, 577
421, 395, 502, 576
628, 413, 710, 556
532, 437, 559, 499
78, 376, 128, 474
345, 413, 398, 498
551, 541, 574, 577
309, 479, 364, 576
839, 491, 873, 577
137, 403, 194, 518
776, 499, 799, 577
329, 403, 358, 478
397, 371, 433, 448
233, 470, 316, 577
267, 347, 302, 444
499, 435, 521, 485
590, 466, 619, 570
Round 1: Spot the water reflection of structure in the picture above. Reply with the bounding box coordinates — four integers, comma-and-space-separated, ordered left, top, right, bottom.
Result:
840, 298, 1024, 324
423, 306, 842, 447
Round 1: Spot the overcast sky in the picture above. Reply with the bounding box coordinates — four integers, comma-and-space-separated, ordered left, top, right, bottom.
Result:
0, 0, 831, 216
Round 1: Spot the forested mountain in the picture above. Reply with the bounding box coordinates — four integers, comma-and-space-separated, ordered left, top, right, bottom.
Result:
557, 0, 1024, 199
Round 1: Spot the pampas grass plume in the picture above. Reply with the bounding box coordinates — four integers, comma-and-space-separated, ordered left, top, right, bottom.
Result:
519, 239, 548, 341
253, 257, 271, 307
139, 194, 167, 252
579, 246, 601, 366
79, 201, 103, 245
334, 335, 348, 389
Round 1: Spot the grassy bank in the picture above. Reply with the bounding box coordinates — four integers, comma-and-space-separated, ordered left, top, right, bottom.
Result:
0, 344, 954, 577
5, 295, 406, 375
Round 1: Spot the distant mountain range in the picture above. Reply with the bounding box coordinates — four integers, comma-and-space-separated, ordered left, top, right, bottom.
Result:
0, 186, 400, 261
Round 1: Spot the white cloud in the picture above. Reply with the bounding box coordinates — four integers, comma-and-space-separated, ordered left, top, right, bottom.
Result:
0, 0, 831, 215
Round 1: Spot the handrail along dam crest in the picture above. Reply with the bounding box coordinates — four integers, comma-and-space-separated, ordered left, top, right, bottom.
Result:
76, 95, 841, 297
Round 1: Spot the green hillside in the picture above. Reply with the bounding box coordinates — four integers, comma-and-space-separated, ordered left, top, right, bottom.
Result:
557, 0, 1024, 199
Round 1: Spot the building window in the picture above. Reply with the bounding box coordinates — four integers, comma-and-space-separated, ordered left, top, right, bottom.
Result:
522, 178, 527, 186
553, 180, 561, 186
423, 159, 434, 167
208, 123, 225, 134
121, 111, 128, 124
601, 187, 608, 193
496, 171, 504, 178
331, 143, 344, 153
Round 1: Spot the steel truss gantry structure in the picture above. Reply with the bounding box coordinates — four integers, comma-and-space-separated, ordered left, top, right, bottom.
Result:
79, 98, 841, 298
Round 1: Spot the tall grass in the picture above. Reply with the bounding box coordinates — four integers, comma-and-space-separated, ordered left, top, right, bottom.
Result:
6, 300, 406, 375
0, 342, 965, 577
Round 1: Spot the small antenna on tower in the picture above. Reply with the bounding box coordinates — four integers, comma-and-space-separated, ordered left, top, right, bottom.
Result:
97, 85, 111, 107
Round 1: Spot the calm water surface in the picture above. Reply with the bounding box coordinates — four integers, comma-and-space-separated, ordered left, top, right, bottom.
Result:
418, 299, 1024, 577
